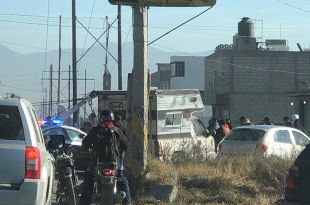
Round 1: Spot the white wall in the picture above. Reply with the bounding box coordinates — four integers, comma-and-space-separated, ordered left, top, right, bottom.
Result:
170, 56, 205, 91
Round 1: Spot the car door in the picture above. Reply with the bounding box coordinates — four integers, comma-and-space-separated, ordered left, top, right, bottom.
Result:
273, 129, 293, 159
291, 130, 310, 156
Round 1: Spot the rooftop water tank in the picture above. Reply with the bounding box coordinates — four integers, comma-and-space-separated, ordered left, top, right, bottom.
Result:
238, 17, 255, 37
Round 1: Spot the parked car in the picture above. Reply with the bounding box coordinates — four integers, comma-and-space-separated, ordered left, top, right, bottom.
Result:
42, 125, 88, 171
217, 125, 310, 159
281, 143, 310, 204
0, 96, 54, 205
42, 125, 86, 147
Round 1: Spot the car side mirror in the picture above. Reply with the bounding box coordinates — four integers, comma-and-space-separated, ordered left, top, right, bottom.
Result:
79, 133, 85, 139
46, 134, 65, 150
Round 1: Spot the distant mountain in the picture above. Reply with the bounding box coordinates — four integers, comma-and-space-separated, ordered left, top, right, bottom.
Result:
0, 42, 213, 103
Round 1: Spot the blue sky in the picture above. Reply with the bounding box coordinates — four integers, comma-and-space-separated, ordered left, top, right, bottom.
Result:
0, 0, 310, 109
1, 0, 310, 54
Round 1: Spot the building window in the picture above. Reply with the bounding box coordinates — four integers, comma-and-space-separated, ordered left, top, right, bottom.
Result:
171, 62, 185, 77
165, 112, 182, 126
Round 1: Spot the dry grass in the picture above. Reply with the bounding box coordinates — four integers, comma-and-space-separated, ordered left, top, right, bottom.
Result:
134, 155, 293, 205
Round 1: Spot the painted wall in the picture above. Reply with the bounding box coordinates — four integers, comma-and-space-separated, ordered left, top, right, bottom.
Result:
170, 56, 205, 91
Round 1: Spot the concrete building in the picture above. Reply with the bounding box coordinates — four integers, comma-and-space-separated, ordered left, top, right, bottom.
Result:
169, 56, 205, 91
151, 56, 206, 98
205, 17, 310, 127
151, 63, 171, 90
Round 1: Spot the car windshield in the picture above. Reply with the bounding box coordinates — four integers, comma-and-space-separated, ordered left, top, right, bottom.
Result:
66, 128, 82, 141
227, 128, 266, 141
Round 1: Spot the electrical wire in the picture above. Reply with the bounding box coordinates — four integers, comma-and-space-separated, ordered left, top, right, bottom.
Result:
0, 83, 43, 93
81, 0, 96, 63
148, 6, 214, 45
273, 0, 310, 13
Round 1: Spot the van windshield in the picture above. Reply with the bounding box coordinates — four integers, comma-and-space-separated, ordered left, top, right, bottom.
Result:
227, 128, 266, 141
0, 105, 24, 141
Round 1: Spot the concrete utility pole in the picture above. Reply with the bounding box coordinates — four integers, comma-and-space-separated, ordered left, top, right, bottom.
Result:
103, 17, 111, 90
57, 15, 62, 115
118, 5, 122, 90
72, 0, 78, 125
68, 65, 71, 109
49, 64, 53, 117
128, 6, 149, 174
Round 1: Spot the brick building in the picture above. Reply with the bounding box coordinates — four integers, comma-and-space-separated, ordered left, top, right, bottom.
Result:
205, 17, 310, 126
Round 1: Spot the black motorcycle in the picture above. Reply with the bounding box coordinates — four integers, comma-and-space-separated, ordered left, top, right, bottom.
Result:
93, 160, 126, 205
46, 134, 79, 205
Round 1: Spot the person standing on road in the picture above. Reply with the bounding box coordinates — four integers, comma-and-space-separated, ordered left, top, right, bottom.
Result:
79, 110, 131, 205
214, 119, 231, 152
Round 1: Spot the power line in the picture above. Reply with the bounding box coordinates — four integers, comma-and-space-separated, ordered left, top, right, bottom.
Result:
273, 0, 310, 13
148, 6, 214, 45
0, 83, 43, 93
81, 0, 96, 55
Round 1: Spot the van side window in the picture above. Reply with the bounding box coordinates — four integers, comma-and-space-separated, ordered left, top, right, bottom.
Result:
274, 130, 291, 144
0, 105, 24, 141
165, 113, 182, 126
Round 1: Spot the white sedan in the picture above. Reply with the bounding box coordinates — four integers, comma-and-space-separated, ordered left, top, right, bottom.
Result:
217, 125, 310, 160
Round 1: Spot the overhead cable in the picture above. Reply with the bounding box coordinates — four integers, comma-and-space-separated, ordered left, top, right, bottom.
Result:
148, 5, 214, 45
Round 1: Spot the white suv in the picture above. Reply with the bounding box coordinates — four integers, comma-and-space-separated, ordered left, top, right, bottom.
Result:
0, 96, 54, 205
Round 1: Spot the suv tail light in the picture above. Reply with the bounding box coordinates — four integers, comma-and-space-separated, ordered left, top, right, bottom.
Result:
286, 165, 299, 189
25, 147, 41, 179
256, 144, 268, 152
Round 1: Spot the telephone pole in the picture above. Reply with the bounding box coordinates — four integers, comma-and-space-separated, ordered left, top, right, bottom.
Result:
103, 17, 111, 90
118, 5, 122, 90
49, 64, 53, 117
72, 0, 78, 125
127, 6, 149, 174
57, 15, 62, 115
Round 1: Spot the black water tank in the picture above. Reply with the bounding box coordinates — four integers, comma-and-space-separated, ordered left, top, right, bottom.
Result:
238, 17, 254, 37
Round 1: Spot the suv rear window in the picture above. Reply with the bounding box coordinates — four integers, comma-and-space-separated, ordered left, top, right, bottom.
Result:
0, 105, 24, 141
227, 128, 266, 141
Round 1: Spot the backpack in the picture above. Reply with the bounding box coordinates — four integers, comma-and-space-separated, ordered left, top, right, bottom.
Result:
95, 126, 119, 163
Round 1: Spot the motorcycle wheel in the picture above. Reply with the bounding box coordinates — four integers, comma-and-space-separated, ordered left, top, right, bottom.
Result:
98, 183, 115, 205
64, 168, 77, 205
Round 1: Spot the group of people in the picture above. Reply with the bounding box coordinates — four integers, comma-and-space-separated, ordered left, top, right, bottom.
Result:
207, 113, 307, 151
238, 114, 304, 130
